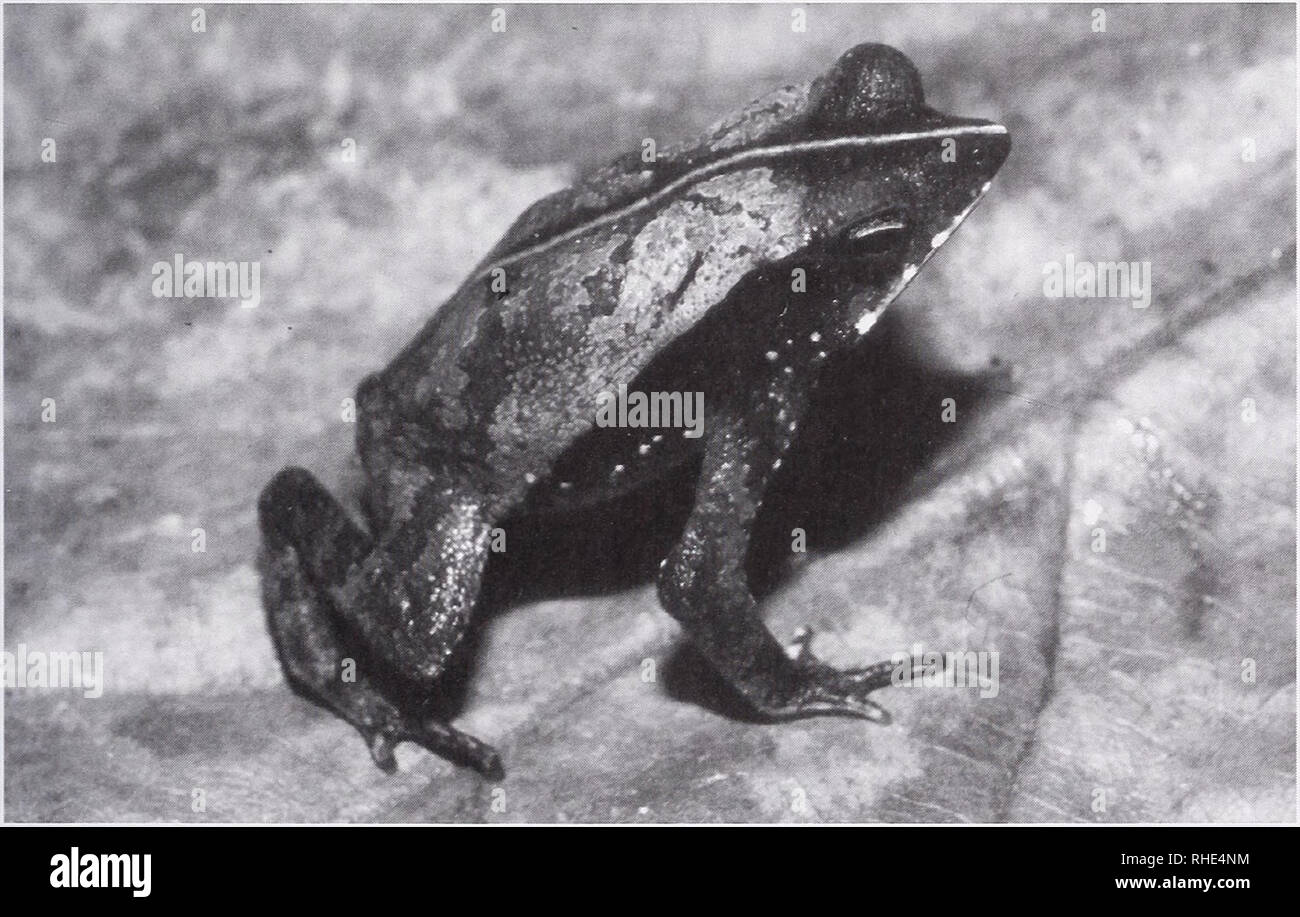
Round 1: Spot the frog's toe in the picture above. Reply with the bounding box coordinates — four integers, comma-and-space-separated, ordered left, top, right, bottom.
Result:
759, 685, 894, 725
366, 731, 401, 774
835, 659, 901, 693
412, 718, 505, 781
767, 642, 906, 724
790, 688, 893, 724
784, 626, 818, 665
365, 717, 504, 780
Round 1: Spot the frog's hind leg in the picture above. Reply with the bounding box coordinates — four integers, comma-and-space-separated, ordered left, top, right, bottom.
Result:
258, 467, 502, 778
655, 392, 905, 725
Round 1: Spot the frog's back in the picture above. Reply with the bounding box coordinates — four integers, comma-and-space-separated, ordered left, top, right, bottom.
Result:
375, 80, 825, 488
373, 43, 951, 502
378, 211, 733, 495
478, 81, 812, 267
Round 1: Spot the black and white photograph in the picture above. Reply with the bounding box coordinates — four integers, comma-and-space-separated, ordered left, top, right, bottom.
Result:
2, 0, 1295, 836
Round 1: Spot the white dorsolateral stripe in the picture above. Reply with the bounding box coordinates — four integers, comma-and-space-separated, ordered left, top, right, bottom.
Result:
475, 124, 1009, 280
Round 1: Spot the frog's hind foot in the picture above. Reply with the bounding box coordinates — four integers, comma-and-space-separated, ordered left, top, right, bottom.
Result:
258, 467, 502, 779
366, 716, 503, 779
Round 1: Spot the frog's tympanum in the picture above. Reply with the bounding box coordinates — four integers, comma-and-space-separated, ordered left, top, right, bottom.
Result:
259, 44, 1010, 778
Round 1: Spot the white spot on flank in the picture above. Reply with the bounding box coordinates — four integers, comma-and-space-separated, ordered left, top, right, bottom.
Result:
613, 464, 625, 473
639, 443, 651, 455
809, 331, 821, 343
524, 472, 537, 485
765, 350, 778, 361
652, 434, 663, 443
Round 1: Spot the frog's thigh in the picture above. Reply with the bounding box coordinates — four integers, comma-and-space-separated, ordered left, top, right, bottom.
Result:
331, 479, 493, 687
259, 467, 402, 733
353, 373, 415, 530
259, 466, 502, 775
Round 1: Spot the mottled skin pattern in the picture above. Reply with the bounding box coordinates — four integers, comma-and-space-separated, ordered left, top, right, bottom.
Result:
259, 45, 1010, 777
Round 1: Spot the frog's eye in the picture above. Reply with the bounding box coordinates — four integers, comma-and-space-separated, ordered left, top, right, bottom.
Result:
842, 211, 909, 256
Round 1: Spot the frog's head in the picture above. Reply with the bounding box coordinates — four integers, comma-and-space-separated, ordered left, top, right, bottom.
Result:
477, 43, 1008, 351
778, 43, 1010, 336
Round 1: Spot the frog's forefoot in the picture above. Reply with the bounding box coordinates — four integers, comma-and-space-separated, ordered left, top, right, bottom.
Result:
766, 634, 902, 725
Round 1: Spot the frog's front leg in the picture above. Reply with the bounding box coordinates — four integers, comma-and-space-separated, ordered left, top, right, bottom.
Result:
656, 381, 903, 724
258, 466, 502, 777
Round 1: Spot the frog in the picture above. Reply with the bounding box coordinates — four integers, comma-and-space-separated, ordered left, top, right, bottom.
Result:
258, 43, 1010, 779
